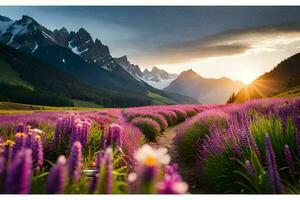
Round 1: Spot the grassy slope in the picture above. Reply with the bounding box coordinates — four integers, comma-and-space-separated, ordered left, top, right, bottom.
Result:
71, 99, 104, 108
274, 85, 300, 98
234, 52, 300, 102
0, 102, 103, 114
0, 59, 32, 88
147, 92, 178, 105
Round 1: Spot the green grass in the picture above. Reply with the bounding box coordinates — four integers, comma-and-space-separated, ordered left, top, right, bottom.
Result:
147, 91, 177, 105
0, 102, 103, 114
274, 85, 300, 98
71, 99, 103, 108
0, 60, 33, 89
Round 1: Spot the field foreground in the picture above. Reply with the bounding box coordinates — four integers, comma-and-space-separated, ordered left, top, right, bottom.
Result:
0, 98, 299, 194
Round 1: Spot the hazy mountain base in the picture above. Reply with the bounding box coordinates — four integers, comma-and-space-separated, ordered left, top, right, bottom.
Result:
165, 69, 244, 104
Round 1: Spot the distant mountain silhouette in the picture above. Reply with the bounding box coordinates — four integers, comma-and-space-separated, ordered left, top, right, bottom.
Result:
164, 69, 244, 104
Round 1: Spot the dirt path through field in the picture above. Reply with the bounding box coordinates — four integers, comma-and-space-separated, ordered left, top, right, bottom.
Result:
149, 124, 206, 194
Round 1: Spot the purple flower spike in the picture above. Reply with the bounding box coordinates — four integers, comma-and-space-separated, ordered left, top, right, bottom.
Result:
284, 144, 293, 172
46, 156, 66, 194
12, 132, 27, 158
296, 117, 300, 158
3, 140, 14, 166
105, 148, 113, 194
97, 148, 113, 194
15, 123, 29, 134
106, 123, 124, 147
5, 149, 32, 194
245, 160, 254, 176
54, 117, 63, 145
31, 135, 44, 173
265, 135, 282, 193
68, 141, 82, 182
0, 155, 5, 178
81, 121, 90, 147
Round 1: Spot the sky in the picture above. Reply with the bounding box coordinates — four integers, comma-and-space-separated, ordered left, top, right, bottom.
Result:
1, 6, 300, 84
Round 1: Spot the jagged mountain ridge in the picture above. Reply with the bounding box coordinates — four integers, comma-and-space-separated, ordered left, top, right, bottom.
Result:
0, 15, 116, 71
0, 14, 199, 106
115, 55, 177, 89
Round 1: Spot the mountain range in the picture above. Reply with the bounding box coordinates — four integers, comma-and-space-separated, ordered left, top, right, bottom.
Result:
115, 55, 177, 89
0, 15, 198, 107
1, 14, 298, 107
164, 69, 245, 104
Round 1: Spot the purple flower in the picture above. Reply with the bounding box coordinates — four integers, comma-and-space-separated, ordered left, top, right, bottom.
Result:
106, 123, 124, 147
0, 155, 5, 178
54, 113, 77, 147
156, 164, 188, 194
15, 123, 30, 134
280, 109, 288, 133
70, 119, 91, 148
3, 140, 14, 167
46, 156, 66, 194
96, 148, 113, 194
70, 122, 83, 147
5, 149, 32, 194
68, 141, 82, 182
265, 135, 282, 193
54, 117, 63, 145
96, 151, 104, 169
245, 160, 254, 176
284, 144, 293, 172
31, 135, 44, 173
80, 121, 90, 147
296, 117, 300, 158
12, 132, 27, 158
99, 131, 106, 150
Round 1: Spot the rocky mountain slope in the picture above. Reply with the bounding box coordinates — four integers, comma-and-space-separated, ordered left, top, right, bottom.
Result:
115, 55, 177, 89
0, 15, 198, 106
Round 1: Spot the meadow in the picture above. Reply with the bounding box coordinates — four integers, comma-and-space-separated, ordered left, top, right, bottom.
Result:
0, 98, 299, 194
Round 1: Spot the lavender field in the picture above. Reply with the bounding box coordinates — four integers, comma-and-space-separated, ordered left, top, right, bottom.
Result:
0, 98, 298, 194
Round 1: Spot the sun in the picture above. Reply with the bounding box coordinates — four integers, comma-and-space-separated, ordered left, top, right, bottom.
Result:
241, 77, 254, 85
236, 71, 259, 85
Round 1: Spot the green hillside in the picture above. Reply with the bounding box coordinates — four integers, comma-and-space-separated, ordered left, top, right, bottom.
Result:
0, 102, 103, 114
0, 43, 198, 108
274, 85, 300, 98
234, 52, 300, 102
0, 59, 32, 88
147, 91, 178, 105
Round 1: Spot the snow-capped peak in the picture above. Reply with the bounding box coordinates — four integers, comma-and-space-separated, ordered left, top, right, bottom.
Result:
115, 55, 178, 89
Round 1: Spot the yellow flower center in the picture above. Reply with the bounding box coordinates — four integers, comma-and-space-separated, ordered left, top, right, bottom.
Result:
35, 135, 41, 140
3, 139, 15, 147
144, 156, 158, 166
15, 132, 27, 138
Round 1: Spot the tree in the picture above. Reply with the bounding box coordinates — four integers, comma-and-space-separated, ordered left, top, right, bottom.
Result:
227, 93, 236, 104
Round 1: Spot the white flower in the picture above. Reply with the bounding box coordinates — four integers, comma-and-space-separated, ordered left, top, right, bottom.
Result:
134, 144, 171, 167
173, 182, 188, 194
31, 128, 44, 134
127, 172, 137, 182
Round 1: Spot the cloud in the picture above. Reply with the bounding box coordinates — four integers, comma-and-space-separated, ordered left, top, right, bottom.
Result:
141, 23, 300, 65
